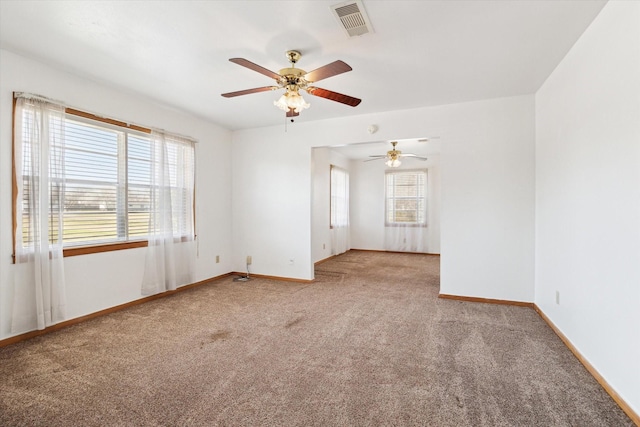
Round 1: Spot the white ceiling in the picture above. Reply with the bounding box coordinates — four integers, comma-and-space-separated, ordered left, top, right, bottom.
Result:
0, 0, 605, 134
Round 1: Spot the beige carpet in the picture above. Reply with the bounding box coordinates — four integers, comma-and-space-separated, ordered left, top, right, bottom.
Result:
0, 251, 633, 426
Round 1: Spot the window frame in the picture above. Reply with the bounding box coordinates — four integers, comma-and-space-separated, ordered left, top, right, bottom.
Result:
12, 99, 196, 260
384, 169, 428, 227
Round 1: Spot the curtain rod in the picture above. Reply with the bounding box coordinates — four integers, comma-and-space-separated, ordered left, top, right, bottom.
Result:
14, 91, 65, 106
14, 91, 198, 143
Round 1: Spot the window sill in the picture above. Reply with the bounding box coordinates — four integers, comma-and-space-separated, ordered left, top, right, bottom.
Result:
384, 223, 427, 228
63, 240, 148, 257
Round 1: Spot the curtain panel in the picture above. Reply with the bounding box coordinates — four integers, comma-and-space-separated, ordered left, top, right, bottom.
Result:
141, 131, 196, 295
383, 225, 428, 253
12, 95, 67, 332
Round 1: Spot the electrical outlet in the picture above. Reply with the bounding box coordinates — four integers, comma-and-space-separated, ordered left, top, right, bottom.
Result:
323, 243, 326, 250
555, 291, 560, 305
216, 255, 220, 263
289, 258, 295, 265
246, 256, 252, 265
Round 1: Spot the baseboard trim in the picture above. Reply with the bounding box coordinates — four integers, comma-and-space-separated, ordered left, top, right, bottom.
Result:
438, 293, 534, 308
230, 272, 314, 284
0, 272, 233, 349
350, 248, 441, 256
533, 304, 640, 426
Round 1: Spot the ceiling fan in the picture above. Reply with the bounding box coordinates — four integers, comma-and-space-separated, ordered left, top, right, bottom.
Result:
221, 50, 361, 118
365, 141, 428, 167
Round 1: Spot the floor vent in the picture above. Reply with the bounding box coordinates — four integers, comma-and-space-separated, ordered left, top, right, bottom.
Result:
330, 0, 374, 37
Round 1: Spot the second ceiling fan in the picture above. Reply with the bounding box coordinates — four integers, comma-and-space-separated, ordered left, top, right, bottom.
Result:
221, 50, 361, 118
365, 141, 428, 167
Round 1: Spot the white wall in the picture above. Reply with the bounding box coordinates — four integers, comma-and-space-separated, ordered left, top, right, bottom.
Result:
440, 96, 536, 302
535, 1, 640, 415
350, 154, 441, 254
232, 94, 535, 300
0, 49, 233, 339
231, 129, 313, 279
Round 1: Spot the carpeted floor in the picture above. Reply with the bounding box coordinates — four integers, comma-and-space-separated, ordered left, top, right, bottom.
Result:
0, 251, 633, 426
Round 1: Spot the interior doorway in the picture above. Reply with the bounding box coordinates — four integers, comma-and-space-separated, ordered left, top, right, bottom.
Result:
310, 138, 441, 267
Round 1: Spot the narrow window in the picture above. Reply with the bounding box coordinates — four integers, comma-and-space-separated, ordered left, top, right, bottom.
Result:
330, 165, 349, 228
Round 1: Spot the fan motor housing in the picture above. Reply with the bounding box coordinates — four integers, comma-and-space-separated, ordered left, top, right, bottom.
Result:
278, 68, 307, 89
278, 68, 306, 78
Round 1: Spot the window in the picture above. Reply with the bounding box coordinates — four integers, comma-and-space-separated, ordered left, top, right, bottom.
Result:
14, 99, 195, 256
330, 165, 349, 228
385, 169, 427, 225
61, 116, 152, 246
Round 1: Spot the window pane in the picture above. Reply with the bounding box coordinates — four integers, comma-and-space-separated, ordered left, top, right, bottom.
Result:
63, 119, 121, 246
128, 134, 151, 238
385, 170, 427, 225
63, 198, 118, 247
165, 138, 195, 237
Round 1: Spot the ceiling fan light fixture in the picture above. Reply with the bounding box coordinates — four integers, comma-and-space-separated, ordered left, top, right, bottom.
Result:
274, 90, 310, 113
386, 158, 401, 167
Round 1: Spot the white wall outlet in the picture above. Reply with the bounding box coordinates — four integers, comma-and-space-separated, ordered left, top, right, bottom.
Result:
289, 258, 295, 265
216, 255, 220, 263
246, 256, 252, 265
323, 243, 326, 250
555, 291, 560, 305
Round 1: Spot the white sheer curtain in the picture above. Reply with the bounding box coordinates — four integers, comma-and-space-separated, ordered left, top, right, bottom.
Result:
330, 165, 350, 255
384, 225, 428, 252
141, 131, 196, 296
12, 95, 67, 332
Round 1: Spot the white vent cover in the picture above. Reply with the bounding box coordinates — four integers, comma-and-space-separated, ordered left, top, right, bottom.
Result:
330, 0, 374, 37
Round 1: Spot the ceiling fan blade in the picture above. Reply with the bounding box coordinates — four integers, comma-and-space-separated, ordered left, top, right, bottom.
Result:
368, 155, 386, 158
364, 157, 385, 162
229, 58, 281, 80
305, 87, 361, 107
221, 86, 278, 98
304, 60, 352, 83
402, 154, 428, 161
286, 108, 299, 118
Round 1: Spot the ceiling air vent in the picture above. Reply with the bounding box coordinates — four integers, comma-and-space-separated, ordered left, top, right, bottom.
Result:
330, 0, 374, 38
